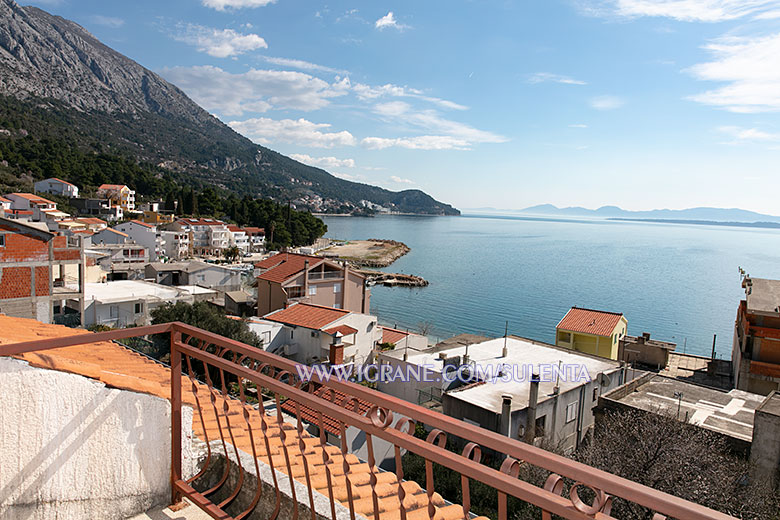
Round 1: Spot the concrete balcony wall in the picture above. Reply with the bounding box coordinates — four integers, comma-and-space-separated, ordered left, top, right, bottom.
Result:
0, 358, 196, 520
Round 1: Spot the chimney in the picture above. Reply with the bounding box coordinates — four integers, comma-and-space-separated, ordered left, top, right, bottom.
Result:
303, 260, 310, 297
463, 344, 470, 365
329, 335, 344, 365
524, 373, 540, 444
499, 394, 512, 437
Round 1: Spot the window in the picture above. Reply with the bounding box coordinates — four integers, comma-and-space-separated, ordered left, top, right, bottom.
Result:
558, 331, 571, 343
565, 402, 578, 423
311, 331, 319, 338
593, 387, 599, 401
134, 303, 142, 314
0, 234, 4, 247
110, 306, 119, 318
334, 303, 341, 309
287, 286, 305, 299
309, 286, 317, 296
333, 283, 341, 293
535, 415, 546, 438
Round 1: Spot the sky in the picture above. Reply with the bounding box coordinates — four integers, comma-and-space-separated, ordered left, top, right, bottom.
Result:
18, 0, 780, 214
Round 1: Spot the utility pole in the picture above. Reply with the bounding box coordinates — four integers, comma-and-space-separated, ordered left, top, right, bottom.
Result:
711, 334, 717, 361
674, 391, 683, 420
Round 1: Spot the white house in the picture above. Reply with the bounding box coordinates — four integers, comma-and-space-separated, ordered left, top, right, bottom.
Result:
91, 227, 130, 245
227, 225, 250, 253
160, 230, 190, 260
262, 302, 382, 366
113, 220, 165, 261
170, 218, 230, 256
34, 178, 79, 198
83, 280, 213, 327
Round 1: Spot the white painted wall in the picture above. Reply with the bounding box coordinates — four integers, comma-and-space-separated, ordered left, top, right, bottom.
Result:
0, 357, 195, 520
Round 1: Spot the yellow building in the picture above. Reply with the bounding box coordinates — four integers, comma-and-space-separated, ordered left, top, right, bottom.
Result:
141, 210, 175, 225
556, 307, 627, 360
96, 184, 136, 212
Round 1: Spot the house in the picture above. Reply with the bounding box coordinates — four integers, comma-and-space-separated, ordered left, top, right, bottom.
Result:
377, 335, 626, 452
0, 195, 11, 215
90, 227, 130, 245
555, 307, 628, 360
159, 230, 190, 260
5, 192, 70, 223
733, 277, 780, 395
144, 260, 245, 292
243, 226, 265, 251
34, 177, 79, 198
140, 210, 175, 225
83, 280, 214, 327
255, 252, 370, 316
96, 184, 136, 211
262, 302, 381, 365
167, 218, 230, 256
76, 217, 107, 232
225, 290, 255, 316
85, 243, 149, 282
0, 217, 85, 325
380, 325, 429, 351
70, 197, 124, 221
619, 332, 676, 369
227, 225, 250, 253
113, 220, 164, 261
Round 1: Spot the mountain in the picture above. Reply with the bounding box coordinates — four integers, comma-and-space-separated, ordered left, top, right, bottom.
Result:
0, 0, 459, 216
518, 204, 780, 223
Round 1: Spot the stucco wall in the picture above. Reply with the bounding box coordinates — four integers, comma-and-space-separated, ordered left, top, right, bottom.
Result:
0, 357, 194, 520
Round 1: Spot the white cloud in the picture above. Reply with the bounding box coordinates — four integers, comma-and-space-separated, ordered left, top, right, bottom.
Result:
375, 11, 409, 31
173, 24, 267, 58
89, 15, 124, 28
260, 56, 347, 75
289, 154, 356, 168
569, 124, 589, 128
390, 176, 415, 184
688, 34, 780, 113
718, 125, 780, 143
754, 9, 780, 18
362, 136, 472, 150
202, 0, 276, 10
350, 80, 468, 110
587, 0, 780, 22
160, 66, 348, 116
589, 95, 626, 110
229, 117, 357, 148
527, 72, 587, 85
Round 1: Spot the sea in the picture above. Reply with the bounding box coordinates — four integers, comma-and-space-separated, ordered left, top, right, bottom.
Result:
320, 213, 780, 359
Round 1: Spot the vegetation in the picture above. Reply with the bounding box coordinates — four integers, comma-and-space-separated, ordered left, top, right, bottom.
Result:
147, 301, 262, 363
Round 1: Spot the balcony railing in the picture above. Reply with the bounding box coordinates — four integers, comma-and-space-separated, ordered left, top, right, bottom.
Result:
1, 323, 738, 520
308, 271, 344, 281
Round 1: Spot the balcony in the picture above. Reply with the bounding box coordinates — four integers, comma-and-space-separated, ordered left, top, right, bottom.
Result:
309, 271, 344, 281
1, 323, 737, 520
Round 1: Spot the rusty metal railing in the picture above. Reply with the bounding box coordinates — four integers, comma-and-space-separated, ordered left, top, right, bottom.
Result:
2, 323, 738, 520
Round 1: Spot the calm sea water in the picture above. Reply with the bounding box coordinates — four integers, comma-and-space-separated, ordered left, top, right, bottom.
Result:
321, 213, 780, 359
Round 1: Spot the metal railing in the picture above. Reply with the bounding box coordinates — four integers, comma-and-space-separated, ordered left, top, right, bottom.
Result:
308, 271, 344, 281
1, 323, 738, 520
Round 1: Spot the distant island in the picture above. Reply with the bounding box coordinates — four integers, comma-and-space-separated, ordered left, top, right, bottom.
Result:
500, 204, 780, 224
608, 218, 780, 230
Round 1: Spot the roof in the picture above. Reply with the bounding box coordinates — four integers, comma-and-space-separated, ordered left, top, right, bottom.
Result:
243, 226, 265, 234
97, 184, 128, 190
0, 196, 10, 203
556, 307, 625, 337
227, 225, 244, 233
324, 324, 358, 336
85, 280, 183, 303
128, 219, 155, 229
256, 253, 325, 283
393, 336, 621, 413
744, 277, 780, 316
177, 218, 226, 227
381, 326, 410, 345
603, 374, 764, 442
76, 217, 107, 225
225, 290, 253, 303
0, 316, 485, 520
9, 192, 55, 205
264, 302, 350, 330
40, 177, 77, 187
97, 228, 129, 237
0, 216, 55, 240
146, 260, 227, 274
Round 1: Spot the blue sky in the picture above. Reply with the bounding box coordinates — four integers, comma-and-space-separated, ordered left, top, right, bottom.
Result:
20, 0, 780, 213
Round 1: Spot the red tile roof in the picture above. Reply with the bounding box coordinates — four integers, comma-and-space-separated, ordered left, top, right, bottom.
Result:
227, 225, 243, 232
177, 218, 226, 227
9, 192, 55, 205
556, 307, 624, 337
380, 326, 409, 345
265, 302, 349, 330
256, 253, 324, 283
76, 217, 107, 226
47, 177, 77, 187
0, 196, 11, 203
324, 324, 358, 336
243, 226, 265, 234
100, 228, 129, 237
98, 184, 128, 190
128, 219, 154, 229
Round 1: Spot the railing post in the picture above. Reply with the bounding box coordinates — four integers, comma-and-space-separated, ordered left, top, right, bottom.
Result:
171, 326, 183, 505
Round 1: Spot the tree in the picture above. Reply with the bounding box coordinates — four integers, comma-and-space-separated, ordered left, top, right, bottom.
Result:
577, 409, 779, 519
148, 301, 263, 363
223, 245, 240, 263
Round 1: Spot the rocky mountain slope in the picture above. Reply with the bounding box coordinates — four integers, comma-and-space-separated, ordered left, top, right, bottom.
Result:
0, 0, 459, 215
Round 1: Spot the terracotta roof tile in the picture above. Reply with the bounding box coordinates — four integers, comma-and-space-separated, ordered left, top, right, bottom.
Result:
381, 326, 409, 345
9, 192, 55, 205
280, 385, 372, 436
265, 302, 349, 330
324, 324, 358, 336
556, 307, 624, 337
256, 253, 324, 283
